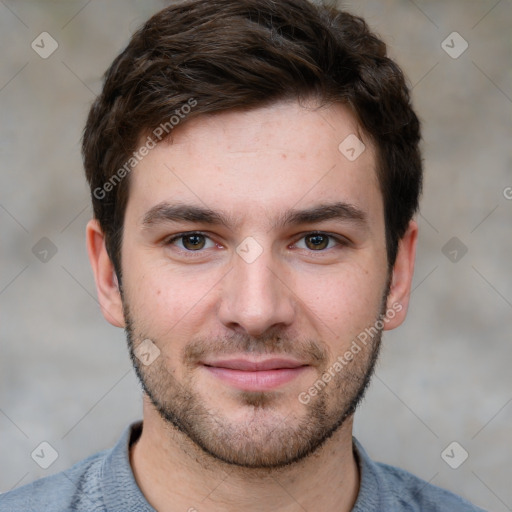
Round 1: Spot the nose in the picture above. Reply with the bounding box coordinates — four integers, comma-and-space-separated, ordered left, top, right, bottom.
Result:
217, 244, 296, 338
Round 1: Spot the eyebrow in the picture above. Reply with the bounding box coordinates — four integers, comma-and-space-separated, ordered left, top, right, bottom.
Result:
141, 201, 368, 231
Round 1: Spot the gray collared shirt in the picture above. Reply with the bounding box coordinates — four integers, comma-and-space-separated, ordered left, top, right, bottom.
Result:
0, 421, 486, 511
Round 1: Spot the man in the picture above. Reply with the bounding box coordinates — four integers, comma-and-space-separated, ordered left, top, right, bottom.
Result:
0, 0, 485, 510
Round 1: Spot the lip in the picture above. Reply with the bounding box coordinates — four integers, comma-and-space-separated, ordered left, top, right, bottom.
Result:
202, 357, 307, 371
201, 357, 310, 391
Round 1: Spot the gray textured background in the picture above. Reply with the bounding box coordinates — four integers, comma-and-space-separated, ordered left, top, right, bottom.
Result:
1, 0, 511, 510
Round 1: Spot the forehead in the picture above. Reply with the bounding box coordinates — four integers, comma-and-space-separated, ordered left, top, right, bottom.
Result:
125, 99, 383, 231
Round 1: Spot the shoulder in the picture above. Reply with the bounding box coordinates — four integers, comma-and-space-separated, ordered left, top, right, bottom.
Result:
0, 422, 147, 512
0, 449, 109, 512
374, 461, 486, 511
352, 438, 487, 512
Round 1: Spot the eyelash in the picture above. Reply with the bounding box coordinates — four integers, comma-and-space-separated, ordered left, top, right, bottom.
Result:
164, 231, 349, 256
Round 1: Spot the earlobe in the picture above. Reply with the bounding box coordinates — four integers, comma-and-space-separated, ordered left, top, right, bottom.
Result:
383, 219, 418, 331
86, 219, 126, 328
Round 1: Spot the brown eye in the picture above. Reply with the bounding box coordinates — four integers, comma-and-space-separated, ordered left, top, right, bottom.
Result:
294, 232, 347, 252
167, 232, 215, 252
304, 233, 330, 250
181, 234, 206, 250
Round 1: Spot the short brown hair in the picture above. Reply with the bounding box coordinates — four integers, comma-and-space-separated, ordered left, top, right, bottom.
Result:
82, 0, 422, 281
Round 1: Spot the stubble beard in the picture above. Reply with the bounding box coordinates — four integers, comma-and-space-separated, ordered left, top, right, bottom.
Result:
123, 287, 388, 469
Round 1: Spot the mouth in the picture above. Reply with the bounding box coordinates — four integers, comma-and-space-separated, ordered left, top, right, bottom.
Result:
200, 357, 310, 391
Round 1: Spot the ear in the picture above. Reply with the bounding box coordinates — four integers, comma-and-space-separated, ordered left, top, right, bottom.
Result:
86, 219, 126, 328
383, 219, 418, 331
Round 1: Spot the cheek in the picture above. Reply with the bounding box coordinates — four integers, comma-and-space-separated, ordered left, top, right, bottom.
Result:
123, 260, 218, 341
293, 262, 386, 344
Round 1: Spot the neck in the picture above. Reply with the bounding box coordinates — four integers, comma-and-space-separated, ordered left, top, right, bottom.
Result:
130, 398, 360, 512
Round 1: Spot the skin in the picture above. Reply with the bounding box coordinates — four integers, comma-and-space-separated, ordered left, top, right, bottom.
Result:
86, 99, 417, 512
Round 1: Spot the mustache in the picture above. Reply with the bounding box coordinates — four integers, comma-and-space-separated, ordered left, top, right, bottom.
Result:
182, 330, 329, 368
123, 298, 330, 368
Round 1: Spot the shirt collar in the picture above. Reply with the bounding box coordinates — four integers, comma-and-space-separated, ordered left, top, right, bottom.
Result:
101, 420, 155, 512
101, 422, 383, 512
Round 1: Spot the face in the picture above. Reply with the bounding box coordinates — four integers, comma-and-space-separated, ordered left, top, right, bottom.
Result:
116, 100, 394, 468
